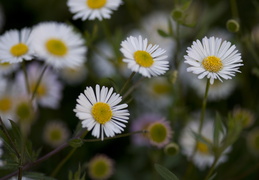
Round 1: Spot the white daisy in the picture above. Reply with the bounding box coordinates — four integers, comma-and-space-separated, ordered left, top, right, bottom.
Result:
30, 22, 87, 69
0, 28, 34, 63
184, 36, 243, 84
0, 62, 19, 75
15, 63, 63, 109
179, 119, 231, 170
74, 84, 129, 140
120, 36, 169, 78
67, 0, 123, 21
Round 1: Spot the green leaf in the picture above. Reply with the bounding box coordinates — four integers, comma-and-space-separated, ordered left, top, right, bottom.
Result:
154, 164, 179, 180
213, 113, 225, 147
182, 0, 193, 10
68, 138, 84, 148
157, 29, 170, 37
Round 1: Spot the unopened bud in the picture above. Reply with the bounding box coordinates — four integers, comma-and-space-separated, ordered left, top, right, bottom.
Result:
164, 142, 179, 156
226, 19, 240, 33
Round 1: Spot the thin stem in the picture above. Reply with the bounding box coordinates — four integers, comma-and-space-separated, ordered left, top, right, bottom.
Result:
82, 130, 147, 142
122, 76, 145, 100
22, 61, 30, 95
198, 79, 210, 133
119, 72, 136, 95
204, 155, 220, 180
230, 0, 239, 19
30, 64, 48, 101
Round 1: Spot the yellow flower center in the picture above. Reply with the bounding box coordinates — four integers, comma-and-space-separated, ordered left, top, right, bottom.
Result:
30, 83, 47, 97
87, 0, 107, 9
196, 141, 210, 154
134, 50, 154, 68
50, 129, 62, 141
45, 39, 68, 56
10, 43, 29, 57
153, 83, 170, 95
0, 97, 12, 112
148, 123, 167, 143
202, 56, 223, 73
91, 102, 112, 124
90, 159, 109, 178
15, 102, 33, 121
0, 62, 11, 67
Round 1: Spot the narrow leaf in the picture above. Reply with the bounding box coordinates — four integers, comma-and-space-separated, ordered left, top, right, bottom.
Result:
154, 164, 179, 180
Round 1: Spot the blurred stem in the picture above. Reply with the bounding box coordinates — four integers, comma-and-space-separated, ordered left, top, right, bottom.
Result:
82, 130, 147, 142
230, 0, 239, 19
174, 21, 180, 69
30, 64, 48, 101
119, 72, 136, 95
198, 79, 210, 133
22, 61, 30, 95
243, 38, 259, 66
122, 76, 145, 100
204, 155, 220, 180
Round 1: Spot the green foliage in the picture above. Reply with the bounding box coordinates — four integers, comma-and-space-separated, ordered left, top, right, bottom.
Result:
68, 164, 86, 180
154, 164, 179, 180
24, 172, 57, 180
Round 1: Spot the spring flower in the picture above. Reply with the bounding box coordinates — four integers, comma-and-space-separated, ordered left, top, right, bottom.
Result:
247, 128, 259, 156
131, 113, 172, 148
30, 22, 87, 69
43, 120, 70, 148
74, 84, 129, 140
15, 63, 63, 109
179, 120, 231, 170
0, 62, 19, 75
120, 35, 169, 78
0, 28, 34, 63
232, 108, 255, 129
87, 154, 114, 180
184, 36, 243, 84
67, 0, 123, 21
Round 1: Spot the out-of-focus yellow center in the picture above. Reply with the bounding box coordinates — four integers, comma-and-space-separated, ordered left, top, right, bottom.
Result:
91, 102, 112, 124
134, 50, 154, 68
45, 39, 68, 56
196, 141, 210, 154
0, 97, 12, 112
30, 83, 47, 97
87, 0, 107, 9
148, 123, 167, 143
202, 56, 223, 73
10, 43, 29, 57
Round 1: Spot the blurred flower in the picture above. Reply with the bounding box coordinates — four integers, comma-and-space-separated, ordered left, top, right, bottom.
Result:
120, 35, 169, 78
184, 36, 243, 84
16, 63, 63, 109
58, 65, 87, 85
0, 28, 34, 63
87, 154, 114, 180
67, 0, 123, 21
131, 113, 172, 148
179, 120, 231, 170
0, 62, 19, 75
134, 76, 173, 112
232, 108, 255, 129
147, 118, 173, 148
74, 84, 129, 140
164, 142, 179, 156
30, 22, 87, 69
43, 120, 70, 148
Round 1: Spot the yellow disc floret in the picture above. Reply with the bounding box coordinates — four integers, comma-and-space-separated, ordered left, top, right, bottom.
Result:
196, 141, 210, 154
10, 43, 29, 57
45, 39, 68, 56
91, 102, 112, 124
202, 56, 223, 73
0, 97, 12, 112
148, 123, 167, 143
87, 0, 107, 9
134, 50, 154, 68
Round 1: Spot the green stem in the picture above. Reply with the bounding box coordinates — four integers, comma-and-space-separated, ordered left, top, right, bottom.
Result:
22, 61, 30, 95
230, 0, 239, 19
119, 72, 136, 95
122, 76, 145, 100
30, 64, 48, 101
198, 79, 210, 133
82, 130, 147, 142
204, 155, 220, 180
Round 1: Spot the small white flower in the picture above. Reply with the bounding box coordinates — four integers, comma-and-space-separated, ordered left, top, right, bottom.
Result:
0, 62, 19, 75
30, 22, 87, 69
179, 119, 231, 170
15, 63, 63, 109
184, 36, 243, 84
120, 36, 169, 78
74, 84, 129, 140
0, 28, 34, 63
67, 0, 123, 21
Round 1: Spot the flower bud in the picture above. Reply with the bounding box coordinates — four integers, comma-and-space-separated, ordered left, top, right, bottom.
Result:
226, 19, 240, 33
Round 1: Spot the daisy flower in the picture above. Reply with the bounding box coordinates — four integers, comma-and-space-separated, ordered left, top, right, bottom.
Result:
0, 62, 19, 75
0, 28, 34, 63
67, 0, 123, 21
30, 22, 87, 69
15, 63, 63, 109
179, 119, 231, 170
43, 120, 70, 148
120, 36, 169, 78
184, 36, 243, 84
74, 84, 129, 140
